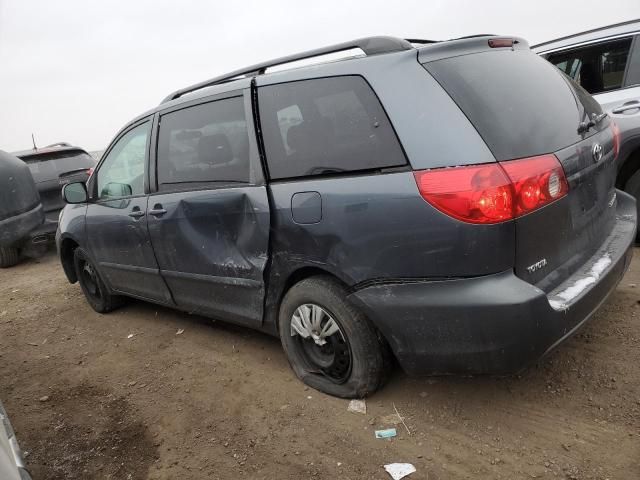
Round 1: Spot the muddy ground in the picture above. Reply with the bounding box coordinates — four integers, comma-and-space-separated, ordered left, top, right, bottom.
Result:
0, 250, 638, 479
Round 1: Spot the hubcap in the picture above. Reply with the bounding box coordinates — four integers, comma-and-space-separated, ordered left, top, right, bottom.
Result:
81, 261, 100, 298
290, 304, 351, 382
291, 304, 341, 346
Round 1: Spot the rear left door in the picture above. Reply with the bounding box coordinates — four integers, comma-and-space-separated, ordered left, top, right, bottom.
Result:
147, 89, 270, 327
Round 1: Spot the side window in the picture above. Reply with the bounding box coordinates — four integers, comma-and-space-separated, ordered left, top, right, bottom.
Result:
97, 122, 150, 199
547, 38, 633, 94
258, 76, 406, 180
156, 96, 251, 190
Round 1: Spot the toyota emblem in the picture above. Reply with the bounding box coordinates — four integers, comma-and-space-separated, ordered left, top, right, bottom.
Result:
592, 143, 603, 163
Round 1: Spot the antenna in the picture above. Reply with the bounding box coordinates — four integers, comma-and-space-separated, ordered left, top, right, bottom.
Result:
31, 133, 37, 151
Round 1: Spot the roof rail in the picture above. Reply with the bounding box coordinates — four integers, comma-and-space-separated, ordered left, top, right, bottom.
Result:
160, 36, 413, 104
532, 18, 640, 49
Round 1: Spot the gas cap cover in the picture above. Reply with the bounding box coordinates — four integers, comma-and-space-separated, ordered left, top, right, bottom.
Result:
291, 191, 322, 224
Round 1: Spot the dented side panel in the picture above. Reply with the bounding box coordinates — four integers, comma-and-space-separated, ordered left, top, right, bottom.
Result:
146, 187, 270, 327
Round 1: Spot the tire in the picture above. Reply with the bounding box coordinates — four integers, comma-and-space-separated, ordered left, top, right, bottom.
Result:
624, 169, 640, 243
278, 276, 391, 398
0, 247, 19, 268
73, 248, 123, 313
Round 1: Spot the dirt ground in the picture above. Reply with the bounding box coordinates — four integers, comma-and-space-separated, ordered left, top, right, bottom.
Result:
0, 250, 638, 480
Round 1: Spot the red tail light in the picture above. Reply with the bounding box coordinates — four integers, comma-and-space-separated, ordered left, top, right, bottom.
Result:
414, 155, 568, 224
611, 121, 620, 160
500, 155, 569, 217
488, 38, 515, 48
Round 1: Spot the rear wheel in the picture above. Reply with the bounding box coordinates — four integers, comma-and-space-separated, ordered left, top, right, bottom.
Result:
0, 247, 19, 268
73, 248, 122, 313
624, 169, 640, 243
278, 276, 391, 398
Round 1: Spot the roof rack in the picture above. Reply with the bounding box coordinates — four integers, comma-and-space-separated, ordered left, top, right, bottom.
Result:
532, 18, 640, 49
160, 36, 413, 104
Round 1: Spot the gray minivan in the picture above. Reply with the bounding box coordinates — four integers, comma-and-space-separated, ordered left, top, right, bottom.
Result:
57, 35, 637, 398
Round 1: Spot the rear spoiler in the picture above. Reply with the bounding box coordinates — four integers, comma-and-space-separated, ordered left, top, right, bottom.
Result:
418, 35, 529, 63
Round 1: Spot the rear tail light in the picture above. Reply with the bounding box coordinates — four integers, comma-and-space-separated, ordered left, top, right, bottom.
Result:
413, 164, 513, 224
414, 154, 568, 224
611, 121, 620, 160
500, 155, 569, 217
87, 167, 94, 178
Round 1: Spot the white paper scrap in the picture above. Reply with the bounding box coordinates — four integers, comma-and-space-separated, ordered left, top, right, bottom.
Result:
384, 463, 416, 480
347, 399, 366, 414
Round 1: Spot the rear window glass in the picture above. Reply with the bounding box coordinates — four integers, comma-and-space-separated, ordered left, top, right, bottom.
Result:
424, 50, 602, 161
157, 96, 251, 189
258, 76, 406, 179
21, 151, 95, 183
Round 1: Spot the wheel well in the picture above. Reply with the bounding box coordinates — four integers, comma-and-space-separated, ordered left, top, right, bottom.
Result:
617, 147, 640, 190
60, 238, 79, 283
282, 267, 349, 296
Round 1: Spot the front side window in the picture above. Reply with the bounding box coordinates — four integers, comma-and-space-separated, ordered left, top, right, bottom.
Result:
548, 38, 633, 94
156, 96, 251, 189
258, 76, 406, 180
97, 122, 150, 199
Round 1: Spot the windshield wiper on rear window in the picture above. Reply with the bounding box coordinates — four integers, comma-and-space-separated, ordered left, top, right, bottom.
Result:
577, 112, 607, 134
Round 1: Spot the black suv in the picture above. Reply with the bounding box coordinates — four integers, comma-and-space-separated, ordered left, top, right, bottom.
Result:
57, 36, 637, 398
13, 143, 95, 245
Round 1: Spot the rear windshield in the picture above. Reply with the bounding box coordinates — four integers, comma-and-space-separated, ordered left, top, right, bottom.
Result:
21, 151, 95, 183
423, 50, 602, 161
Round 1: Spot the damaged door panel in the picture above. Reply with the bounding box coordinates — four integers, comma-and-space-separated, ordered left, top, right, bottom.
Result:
148, 90, 269, 327
146, 188, 270, 326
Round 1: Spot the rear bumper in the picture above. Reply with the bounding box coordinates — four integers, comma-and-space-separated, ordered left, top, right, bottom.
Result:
348, 190, 637, 376
27, 218, 58, 245
0, 204, 44, 247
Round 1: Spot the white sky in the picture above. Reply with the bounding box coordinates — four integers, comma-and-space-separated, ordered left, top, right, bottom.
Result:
1, 0, 639, 152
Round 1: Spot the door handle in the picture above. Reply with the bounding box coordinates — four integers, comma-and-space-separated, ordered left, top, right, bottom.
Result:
612, 102, 640, 114
128, 210, 145, 218
148, 206, 167, 216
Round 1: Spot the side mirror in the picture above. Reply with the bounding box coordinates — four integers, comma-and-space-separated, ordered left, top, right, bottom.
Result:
62, 182, 88, 204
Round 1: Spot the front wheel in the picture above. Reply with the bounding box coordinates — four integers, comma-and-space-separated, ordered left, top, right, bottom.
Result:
278, 276, 391, 398
73, 248, 123, 313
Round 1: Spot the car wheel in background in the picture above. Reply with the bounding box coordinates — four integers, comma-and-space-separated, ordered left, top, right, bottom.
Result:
73, 248, 123, 313
278, 276, 391, 398
0, 247, 20, 268
624, 169, 640, 243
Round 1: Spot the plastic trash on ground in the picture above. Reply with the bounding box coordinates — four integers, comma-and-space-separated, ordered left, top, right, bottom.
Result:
375, 428, 397, 439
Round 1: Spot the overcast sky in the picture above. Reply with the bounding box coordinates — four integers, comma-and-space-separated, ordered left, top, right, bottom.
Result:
1, 0, 639, 152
